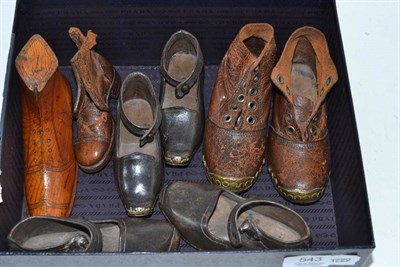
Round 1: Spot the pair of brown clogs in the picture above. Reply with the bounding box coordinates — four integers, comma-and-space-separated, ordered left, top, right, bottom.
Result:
203, 24, 338, 204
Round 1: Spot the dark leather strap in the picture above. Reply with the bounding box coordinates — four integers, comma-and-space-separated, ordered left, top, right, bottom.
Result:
160, 30, 203, 99
227, 199, 308, 248
119, 73, 162, 147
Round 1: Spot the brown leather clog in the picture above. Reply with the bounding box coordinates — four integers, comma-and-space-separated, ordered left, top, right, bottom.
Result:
267, 26, 338, 204
16, 35, 77, 217
69, 27, 121, 173
203, 23, 276, 193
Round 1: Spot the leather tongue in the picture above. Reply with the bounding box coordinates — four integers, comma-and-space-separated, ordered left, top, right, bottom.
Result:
294, 94, 313, 119
293, 95, 313, 112
293, 95, 314, 140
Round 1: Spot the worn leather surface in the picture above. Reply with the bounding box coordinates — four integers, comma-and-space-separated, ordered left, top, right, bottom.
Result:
161, 108, 203, 164
114, 72, 163, 217
7, 216, 102, 252
203, 119, 266, 190
267, 26, 338, 204
159, 181, 311, 250
7, 216, 180, 252
70, 27, 121, 173
16, 35, 77, 217
160, 30, 204, 166
113, 151, 163, 216
203, 23, 276, 192
96, 218, 180, 252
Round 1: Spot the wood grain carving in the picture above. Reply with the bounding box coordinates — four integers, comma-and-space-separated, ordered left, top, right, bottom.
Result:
16, 34, 77, 217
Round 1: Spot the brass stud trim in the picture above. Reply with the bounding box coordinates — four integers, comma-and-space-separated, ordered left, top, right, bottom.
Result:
202, 155, 264, 193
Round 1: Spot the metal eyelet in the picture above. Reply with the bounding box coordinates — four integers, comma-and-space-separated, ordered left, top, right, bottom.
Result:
248, 102, 257, 110
286, 126, 295, 135
310, 126, 317, 136
242, 81, 246, 89
249, 87, 258, 96
231, 105, 239, 111
237, 94, 245, 102
286, 113, 293, 122
247, 116, 256, 125
253, 74, 259, 82
326, 77, 331, 86
224, 115, 232, 122
312, 115, 319, 122
278, 75, 284, 84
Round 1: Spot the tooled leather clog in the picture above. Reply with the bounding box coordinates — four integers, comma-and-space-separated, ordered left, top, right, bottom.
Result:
203, 23, 276, 193
267, 26, 338, 204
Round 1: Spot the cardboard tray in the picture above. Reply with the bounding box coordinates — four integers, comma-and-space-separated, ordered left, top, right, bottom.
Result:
0, 0, 375, 266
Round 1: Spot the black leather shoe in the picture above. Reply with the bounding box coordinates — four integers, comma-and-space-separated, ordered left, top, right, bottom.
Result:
160, 30, 204, 166
7, 216, 180, 252
159, 181, 311, 250
114, 72, 163, 217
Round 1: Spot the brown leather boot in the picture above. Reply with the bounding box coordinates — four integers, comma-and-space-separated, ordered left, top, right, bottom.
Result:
267, 26, 338, 204
203, 23, 276, 193
69, 27, 121, 173
16, 34, 77, 217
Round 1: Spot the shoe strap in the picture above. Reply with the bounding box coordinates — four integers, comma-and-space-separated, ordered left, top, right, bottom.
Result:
160, 30, 203, 99
119, 73, 162, 147
227, 199, 309, 248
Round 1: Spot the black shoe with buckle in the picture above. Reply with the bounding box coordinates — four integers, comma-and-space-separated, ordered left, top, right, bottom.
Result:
114, 72, 163, 217
159, 30, 204, 166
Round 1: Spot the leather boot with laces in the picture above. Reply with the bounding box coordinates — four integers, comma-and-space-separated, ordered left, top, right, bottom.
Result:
203, 23, 276, 193
69, 27, 121, 173
267, 26, 338, 204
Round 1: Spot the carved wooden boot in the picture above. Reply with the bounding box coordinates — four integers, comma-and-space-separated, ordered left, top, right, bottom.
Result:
16, 34, 77, 217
